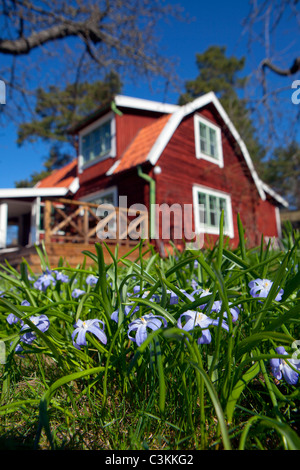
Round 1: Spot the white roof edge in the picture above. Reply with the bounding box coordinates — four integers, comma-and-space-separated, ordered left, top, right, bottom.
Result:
261, 182, 289, 207
114, 94, 179, 114
106, 159, 121, 176
68, 176, 79, 194
0, 187, 69, 198
208, 93, 266, 201
146, 91, 266, 200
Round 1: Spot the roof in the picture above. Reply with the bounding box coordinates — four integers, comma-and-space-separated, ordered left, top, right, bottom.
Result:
107, 114, 172, 175
69, 95, 179, 134
106, 92, 266, 200
35, 158, 78, 189
0, 159, 79, 199
0, 187, 70, 199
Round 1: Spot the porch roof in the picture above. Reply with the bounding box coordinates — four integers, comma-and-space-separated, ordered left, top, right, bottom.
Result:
0, 186, 71, 199
0, 159, 79, 200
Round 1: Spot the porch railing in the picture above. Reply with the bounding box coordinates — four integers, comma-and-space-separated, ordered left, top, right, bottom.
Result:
42, 198, 149, 245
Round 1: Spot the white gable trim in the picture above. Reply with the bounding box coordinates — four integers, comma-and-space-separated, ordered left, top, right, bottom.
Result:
146, 91, 266, 200
106, 159, 121, 176
261, 182, 289, 208
114, 95, 179, 114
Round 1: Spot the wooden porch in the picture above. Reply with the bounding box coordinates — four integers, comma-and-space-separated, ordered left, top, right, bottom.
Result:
0, 198, 150, 272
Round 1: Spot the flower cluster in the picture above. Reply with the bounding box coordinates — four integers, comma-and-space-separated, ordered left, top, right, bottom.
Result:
6, 301, 50, 352
6, 268, 297, 393
249, 278, 284, 301
34, 268, 56, 291
109, 284, 237, 348
30, 268, 102, 301
32, 268, 70, 291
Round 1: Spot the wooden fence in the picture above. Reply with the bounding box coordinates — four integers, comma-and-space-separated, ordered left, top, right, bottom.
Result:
43, 198, 149, 246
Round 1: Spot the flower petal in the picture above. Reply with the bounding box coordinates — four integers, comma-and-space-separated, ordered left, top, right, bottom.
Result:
88, 324, 107, 345
198, 328, 211, 344
136, 324, 148, 346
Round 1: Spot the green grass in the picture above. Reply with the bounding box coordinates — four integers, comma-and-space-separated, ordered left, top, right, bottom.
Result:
0, 218, 300, 450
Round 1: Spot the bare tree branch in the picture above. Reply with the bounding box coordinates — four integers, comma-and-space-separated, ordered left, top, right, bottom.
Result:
261, 57, 300, 76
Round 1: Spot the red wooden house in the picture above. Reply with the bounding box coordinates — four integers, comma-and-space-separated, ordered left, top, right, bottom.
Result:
0, 93, 288, 267
70, 93, 287, 248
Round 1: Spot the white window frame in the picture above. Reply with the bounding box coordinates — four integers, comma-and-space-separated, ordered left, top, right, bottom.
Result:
80, 186, 118, 206
193, 185, 234, 238
194, 114, 224, 168
78, 112, 116, 172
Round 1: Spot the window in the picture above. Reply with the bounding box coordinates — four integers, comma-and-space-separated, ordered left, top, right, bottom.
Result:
193, 186, 234, 237
194, 114, 223, 167
79, 112, 116, 168
82, 187, 118, 239
86, 188, 117, 207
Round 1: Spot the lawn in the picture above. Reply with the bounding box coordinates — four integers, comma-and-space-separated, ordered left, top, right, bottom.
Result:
0, 216, 300, 450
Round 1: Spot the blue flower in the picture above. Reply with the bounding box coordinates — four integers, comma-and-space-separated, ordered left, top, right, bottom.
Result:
111, 304, 139, 323
71, 288, 86, 298
34, 269, 56, 291
7, 313, 23, 326
6, 300, 30, 327
167, 289, 179, 305
19, 314, 50, 344
133, 286, 160, 303
54, 271, 69, 283
127, 313, 167, 346
72, 319, 107, 350
166, 288, 196, 305
270, 346, 300, 385
190, 279, 199, 290
249, 278, 283, 301
86, 275, 99, 286
177, 309, 229, 344
210, 300, 240, 322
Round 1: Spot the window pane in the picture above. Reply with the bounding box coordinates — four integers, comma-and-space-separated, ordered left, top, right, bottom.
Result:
197, 119, 219, 160
219, 198, 228, 228
199, 123, 208, 154
198, 192, 207, 224
209, 195, 218, 226
82, 120, 111, 164
200, 123, 207, 138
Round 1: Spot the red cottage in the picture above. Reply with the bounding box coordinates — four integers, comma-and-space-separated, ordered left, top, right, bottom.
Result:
70, 93, 287, 249
0, 93, 288, 267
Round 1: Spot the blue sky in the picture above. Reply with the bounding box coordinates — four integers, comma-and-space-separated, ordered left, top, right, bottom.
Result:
0, 0, 299, 188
